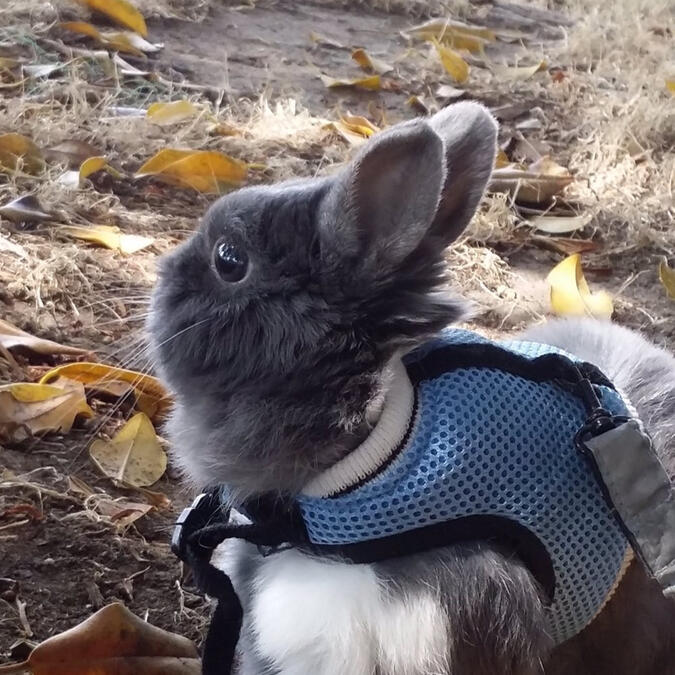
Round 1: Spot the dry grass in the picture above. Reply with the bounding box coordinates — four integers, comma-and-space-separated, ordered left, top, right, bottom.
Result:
0, 0, 673, 363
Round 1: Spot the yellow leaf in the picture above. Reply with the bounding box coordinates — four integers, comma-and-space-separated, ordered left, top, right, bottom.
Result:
90, 412, 166, 486
406, 95, 429, 114
40, 362, 171, 421
0, 382, 94, 441
495, 148, 510, 168
6, 603, 200, 675
340, 112, 379, 136
320, 73, 381, 90
80, 155, 108, 179
0, 318, 88, 357
666, 79, 675, 95
351, 48, 393, 74
136, 148, 248, 193
493, 61, 548, 81
80, 0, 148, 37
60, 20, 103, 40
445, 32, 487, 54
146, 100, 200, 125
659, 260, 675, 299
404, 18, 495, 42
0, 133, 44, 174
60, 224, 153, 255
547, 254, 613, 319
431, 38, 469, 84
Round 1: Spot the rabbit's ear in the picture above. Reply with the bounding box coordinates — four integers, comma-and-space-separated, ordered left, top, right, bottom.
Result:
427, 101, 498, 243
319, 119, 446, 272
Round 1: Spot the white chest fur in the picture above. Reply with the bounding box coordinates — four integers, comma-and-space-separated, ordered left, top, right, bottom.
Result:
214, 542, 450, 675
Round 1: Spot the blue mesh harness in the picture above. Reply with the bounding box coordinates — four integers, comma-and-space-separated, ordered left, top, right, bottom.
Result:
172, 330, 674, 675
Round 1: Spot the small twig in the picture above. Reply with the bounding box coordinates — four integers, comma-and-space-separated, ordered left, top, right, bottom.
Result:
16, 598, 32, 638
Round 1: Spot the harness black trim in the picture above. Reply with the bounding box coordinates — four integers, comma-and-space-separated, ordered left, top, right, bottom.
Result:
171, 341, 622, 675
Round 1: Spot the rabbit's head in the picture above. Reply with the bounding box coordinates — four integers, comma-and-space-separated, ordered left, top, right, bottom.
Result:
149, 102, 497, 500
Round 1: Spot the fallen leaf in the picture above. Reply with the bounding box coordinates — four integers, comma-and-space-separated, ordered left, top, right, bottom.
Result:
490, 161, 574, 204
59, 156, 122, 188
435, 84, 466, 100
2, 602, 200, 675
135, 487, 171, 509
0, 195, 54, 223
407, 95, 429, 114
495, 148, 511, 168
351, 48, 393, 74
493, 60, 548, 81
320, 73, 381, 90
309, 31, 346, 49
529, 156, 570, 176
136, 149, 248, 193
60, 224, 154, 254
530, 213, 591, 234
547, 254, 613, 319
146, 100, 199, 125
209, 121, 242, 137
0, 133, 44, 174
90, 413, 166, 487
431, 38, 469, 84
0, 319, 88, 357
60, 21, 160, 55
328, 113, 380, 146
0, 382, 94, 442
666, 79, 675, 95
80, 0, 148, 37
91, 496, 154, 528
404, 18, 495, 42
22, 64, 63, 78
44, 140, 101, 168
659, 259, 675, 299
40, 362, 171, 421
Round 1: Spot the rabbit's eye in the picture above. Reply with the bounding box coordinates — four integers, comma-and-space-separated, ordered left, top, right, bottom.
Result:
214, 241, 249, 282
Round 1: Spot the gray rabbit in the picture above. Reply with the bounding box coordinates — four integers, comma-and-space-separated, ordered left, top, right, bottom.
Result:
149, 102, 675, 675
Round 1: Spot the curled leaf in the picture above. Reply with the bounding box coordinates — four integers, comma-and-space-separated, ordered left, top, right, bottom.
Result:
407, 95, 429, 114
60, 224, 154, 255
90, 412, 166, 487
0, 382, 94, 442
351, 48, 393, 74
328, 113, 380, 146
431, 38, 469, 84
90, 495, 154, 529
490, 160, 574, 204
80, 0, 148, 37
45, 140, 101, 168
309, 31, 346, 49
146, 100, 199, 125
136, 149, 248, 193
1, 602, 200, 675
40, 362, 171, 421
436, 84, 466, 100
0, 133, 44, 174
493, 61, 548, 81
320, 74, 381, 90
658, 260, 675, 299
404, 18, 495, 43
0, 195, 55, 223
530, 214, 591, 234
547, 254, 613, 319
0, 319, 88, 357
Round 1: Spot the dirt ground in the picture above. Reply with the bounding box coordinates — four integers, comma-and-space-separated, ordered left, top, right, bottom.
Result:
0, 0, 673, 664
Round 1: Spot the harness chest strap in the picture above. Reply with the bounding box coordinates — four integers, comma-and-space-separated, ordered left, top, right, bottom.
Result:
172, 343, 675, 675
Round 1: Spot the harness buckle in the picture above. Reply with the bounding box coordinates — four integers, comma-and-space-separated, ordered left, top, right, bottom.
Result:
171, 490, 224, 562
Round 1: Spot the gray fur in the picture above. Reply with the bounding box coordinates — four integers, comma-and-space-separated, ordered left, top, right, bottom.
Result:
149, 102, 675, 674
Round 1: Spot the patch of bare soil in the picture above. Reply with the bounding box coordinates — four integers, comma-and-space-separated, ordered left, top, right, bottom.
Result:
0, 0, 673, 664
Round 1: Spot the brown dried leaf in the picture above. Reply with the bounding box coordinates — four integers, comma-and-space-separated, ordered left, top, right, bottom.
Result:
351, 48, 393, 74
0, 319, 88, 357
0, 133, 44, 174
0, 602, 200, 675
0, 195, 55, 224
